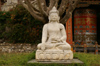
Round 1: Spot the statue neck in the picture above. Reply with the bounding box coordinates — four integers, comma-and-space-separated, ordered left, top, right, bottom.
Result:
50, 22, 58, 24
49, 20, 58, 23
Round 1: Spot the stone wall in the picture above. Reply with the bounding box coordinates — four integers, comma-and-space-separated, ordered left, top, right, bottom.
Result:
0, 43, 37, 53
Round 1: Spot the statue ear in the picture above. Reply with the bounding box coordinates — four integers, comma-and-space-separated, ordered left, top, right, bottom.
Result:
49, 16, 50, 20
58, 16, 60, 20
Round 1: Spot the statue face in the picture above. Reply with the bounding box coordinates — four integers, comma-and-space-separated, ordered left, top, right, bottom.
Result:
49, 13, 60, 22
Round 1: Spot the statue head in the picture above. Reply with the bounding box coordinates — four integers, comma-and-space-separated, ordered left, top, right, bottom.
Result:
49, 6, 60, 22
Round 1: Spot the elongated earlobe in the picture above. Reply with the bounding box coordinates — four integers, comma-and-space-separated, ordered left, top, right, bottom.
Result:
58, 17, 60, 20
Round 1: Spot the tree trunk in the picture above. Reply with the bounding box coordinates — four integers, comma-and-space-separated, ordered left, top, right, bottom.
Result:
21, 0, 80, 24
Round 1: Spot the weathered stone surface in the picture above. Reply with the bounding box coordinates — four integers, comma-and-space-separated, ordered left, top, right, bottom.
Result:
36, 50, 73, 61
0, 43, 36, 53
28, 59, 84, 64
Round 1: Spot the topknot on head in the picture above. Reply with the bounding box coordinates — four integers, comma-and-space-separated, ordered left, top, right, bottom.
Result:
49, 6, 59, 15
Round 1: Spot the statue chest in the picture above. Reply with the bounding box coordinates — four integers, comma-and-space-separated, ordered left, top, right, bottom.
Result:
47, 24, 61, 39
47, 24, 60, 33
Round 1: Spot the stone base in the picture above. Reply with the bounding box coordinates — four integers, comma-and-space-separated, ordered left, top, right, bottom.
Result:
28, 59, 84, 64
36, 49, 73, 61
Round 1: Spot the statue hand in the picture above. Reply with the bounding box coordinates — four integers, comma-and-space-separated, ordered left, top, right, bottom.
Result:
41, 43, 46, 51
57, 38, 63, 42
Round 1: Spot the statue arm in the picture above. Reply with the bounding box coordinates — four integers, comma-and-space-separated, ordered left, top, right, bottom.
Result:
42, 24, 48, 43
60, 24, 67, 41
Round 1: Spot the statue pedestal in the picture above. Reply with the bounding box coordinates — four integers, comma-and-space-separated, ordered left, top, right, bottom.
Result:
36, 49, 73, 61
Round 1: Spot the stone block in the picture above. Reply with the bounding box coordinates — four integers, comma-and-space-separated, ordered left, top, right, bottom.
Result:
36, 50, 73, 61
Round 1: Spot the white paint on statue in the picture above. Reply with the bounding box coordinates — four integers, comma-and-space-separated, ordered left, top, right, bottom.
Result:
36, 6, 73, 61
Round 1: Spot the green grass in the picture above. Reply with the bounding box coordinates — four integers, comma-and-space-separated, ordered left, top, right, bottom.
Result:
0, 52, 100, 66
74, 53, 100, 66
0, 52, 35, 66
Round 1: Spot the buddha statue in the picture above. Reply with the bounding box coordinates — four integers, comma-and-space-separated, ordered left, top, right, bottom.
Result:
36, 6, 73, 61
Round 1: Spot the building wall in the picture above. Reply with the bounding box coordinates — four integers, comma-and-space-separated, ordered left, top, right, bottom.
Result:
7, 0, 18, 4
82, 0, 100, 1
1, 0, 19, 11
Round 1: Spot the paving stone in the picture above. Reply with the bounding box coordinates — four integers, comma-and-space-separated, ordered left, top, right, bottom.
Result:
28, 59, 84, 64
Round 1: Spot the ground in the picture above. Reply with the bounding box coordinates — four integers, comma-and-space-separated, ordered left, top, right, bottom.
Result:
0, 52, 100, 66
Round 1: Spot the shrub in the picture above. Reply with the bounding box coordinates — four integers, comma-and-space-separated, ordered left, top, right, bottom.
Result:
0, 12, 10, 39
0, 5, 44, 44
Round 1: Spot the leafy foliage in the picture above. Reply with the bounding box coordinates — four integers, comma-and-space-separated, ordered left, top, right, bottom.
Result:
0, 5, 44, 44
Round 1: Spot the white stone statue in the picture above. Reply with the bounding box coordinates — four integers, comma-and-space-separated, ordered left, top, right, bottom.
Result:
36, 6, 73, 61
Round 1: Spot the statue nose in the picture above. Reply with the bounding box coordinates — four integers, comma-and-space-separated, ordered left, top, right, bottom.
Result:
53, 16, 56, 18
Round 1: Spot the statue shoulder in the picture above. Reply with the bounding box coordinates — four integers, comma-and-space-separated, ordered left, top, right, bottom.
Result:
43, 23, 48, 29
43, 24, 48, 27
59, 23, 65, 28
